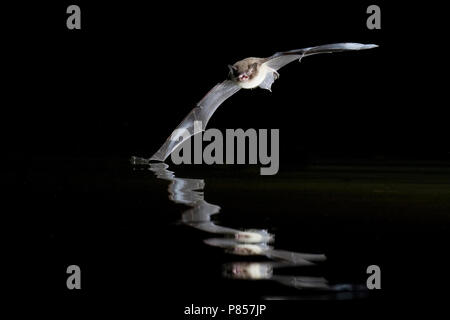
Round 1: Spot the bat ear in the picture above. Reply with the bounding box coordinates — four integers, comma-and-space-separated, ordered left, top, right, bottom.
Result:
228, 65, 237, 77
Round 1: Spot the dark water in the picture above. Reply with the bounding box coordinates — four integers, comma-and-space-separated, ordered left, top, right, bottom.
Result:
21, 156, 449, 313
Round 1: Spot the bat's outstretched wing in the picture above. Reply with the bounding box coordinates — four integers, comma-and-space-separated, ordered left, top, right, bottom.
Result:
150, 80, 241, 161
263, 42, 378, 71
257, 42, 377, 91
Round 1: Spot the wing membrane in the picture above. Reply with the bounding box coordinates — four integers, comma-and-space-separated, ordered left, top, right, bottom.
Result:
264, 42, 378, 70
150, 80, 241, 161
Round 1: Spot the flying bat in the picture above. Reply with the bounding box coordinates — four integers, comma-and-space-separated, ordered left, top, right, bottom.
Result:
149, 42, 378, 161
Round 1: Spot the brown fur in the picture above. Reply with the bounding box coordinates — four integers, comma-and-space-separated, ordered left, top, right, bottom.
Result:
232, 57, 264, 80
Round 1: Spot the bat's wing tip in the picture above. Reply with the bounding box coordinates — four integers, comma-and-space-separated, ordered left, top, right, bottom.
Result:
130, 156, 150, 165
343, 43, 379, 50
363, 44, 378, 49
130, 155, 166, 165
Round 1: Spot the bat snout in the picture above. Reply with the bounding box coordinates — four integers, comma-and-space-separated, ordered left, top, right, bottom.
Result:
238, 73, 249, 81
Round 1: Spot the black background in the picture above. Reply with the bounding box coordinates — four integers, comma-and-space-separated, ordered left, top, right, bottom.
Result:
3, 1, 447, 161
3, 0, 449, 317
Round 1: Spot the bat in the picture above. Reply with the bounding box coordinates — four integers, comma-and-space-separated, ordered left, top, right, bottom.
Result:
148, 42, 378, 162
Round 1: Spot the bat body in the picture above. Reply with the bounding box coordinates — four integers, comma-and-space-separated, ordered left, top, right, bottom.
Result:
150, 43, 378, 161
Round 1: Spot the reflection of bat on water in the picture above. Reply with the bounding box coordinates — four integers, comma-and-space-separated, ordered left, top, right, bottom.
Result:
223, 261, 329, 290
223, 262, 367, 296
145, 163, 274, 242
150, 43, 378, 161
204, 238, 326, 265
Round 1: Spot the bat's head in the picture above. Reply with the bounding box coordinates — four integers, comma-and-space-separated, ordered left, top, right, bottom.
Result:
228, 60, 259, 82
